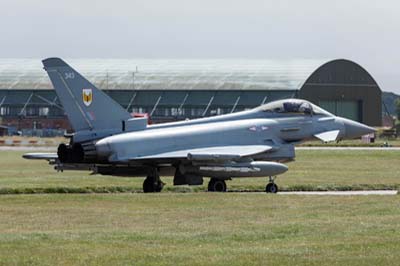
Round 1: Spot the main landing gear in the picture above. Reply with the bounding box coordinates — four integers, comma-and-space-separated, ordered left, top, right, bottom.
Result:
143, 169, 165, 193
208, 178, 227, 192
142, 170, 278, 194
207, 177, 279, 193
265, 176, 278, 193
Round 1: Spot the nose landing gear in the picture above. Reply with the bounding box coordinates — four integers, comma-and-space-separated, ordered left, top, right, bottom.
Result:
208, 178, 227, 192
266, 176, 278, 193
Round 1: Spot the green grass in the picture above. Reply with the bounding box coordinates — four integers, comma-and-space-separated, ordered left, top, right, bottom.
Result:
0, 194, 399, 265
0, 150, 399, 192
0, 150, 399, 265
1, 135, 398, 147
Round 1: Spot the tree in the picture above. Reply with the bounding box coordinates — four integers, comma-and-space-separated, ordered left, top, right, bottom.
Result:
396, 98, 400, 120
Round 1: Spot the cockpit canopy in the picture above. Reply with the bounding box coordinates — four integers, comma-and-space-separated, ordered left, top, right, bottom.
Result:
257, 99, 333, 116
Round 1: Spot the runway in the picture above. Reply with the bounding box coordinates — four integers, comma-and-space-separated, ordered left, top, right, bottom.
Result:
278, 190, 398, 195
0, 146, 56, 151
296, 147, 400, 151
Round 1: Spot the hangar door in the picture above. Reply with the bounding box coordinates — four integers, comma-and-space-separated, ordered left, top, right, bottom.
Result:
319, 100, 362, 122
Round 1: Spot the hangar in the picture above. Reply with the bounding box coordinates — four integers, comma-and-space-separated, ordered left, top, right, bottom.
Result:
0, 58, 382, 135
299, 59, 381, 127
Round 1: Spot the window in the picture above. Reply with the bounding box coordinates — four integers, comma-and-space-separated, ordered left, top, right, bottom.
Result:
39, 107, 49, 116
190, 108, 203, 117
164, 108, 170, 116
0, 106, 9, 116
260, 100, 325, 116
171, 107, 178, 116
132, 107, 146, 113
312, 104, 334, 116
282, 102, 312, 114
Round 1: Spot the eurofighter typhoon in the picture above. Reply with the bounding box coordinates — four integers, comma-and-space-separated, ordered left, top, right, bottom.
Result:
24, 58, 376, 193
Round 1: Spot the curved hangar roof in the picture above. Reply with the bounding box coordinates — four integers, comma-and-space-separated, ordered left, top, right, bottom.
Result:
0, 59, 330, 91
0, 59, 380, 92
299, 59, 381, 126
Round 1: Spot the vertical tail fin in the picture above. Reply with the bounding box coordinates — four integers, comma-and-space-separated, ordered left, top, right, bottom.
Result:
42, 58, 131, 132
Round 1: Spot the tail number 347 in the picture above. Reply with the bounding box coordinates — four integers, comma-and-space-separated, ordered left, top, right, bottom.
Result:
65, 72, 75, 79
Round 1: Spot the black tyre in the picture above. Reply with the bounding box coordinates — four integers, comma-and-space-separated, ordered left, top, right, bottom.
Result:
265, 183, 278, 193
143, 177, 156, 193
143, 176, 164, 193
208, 178, 227, 192
154, 181, 164, 192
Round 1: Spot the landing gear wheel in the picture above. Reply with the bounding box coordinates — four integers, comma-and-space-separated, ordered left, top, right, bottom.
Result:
143, 177, 154, 193
154, 180, 164, 192
143, 170, 164, 193
143, 177, 164, 193
208, 178, 227, 192
265, 183, 278, 193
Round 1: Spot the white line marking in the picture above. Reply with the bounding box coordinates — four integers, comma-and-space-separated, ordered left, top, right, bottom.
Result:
0, 146, 56, 151
278, 190, 398, 195
297, 147, 400, 151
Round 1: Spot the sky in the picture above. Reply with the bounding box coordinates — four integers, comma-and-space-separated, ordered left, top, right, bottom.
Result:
0, 0, 399, 92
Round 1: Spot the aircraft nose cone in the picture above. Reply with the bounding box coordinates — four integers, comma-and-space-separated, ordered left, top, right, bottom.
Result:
339, 117, 376, 139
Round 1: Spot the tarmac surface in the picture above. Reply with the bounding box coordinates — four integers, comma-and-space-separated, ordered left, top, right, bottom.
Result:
278, 190, 398, 195
296, 147, 400, 151
0, 146, 56, 151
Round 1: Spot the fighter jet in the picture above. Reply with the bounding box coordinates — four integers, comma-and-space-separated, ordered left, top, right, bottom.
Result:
23, 58, 376, 193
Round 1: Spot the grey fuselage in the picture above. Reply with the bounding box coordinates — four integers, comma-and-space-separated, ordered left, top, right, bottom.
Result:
96, 111, 344, 164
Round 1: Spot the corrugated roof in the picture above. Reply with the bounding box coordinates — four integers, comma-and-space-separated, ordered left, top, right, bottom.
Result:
0, 58, 326, 91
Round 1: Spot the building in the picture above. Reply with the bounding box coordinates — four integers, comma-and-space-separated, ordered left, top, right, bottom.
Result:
0, 58, 382, 135
299, 59, 382, 126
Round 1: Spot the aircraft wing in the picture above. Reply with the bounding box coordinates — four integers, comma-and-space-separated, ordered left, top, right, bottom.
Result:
23, 153, 58, 160
116, 145, 273, 162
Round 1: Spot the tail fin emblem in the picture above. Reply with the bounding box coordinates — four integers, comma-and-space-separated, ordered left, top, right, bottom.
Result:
82, 89, 93, 106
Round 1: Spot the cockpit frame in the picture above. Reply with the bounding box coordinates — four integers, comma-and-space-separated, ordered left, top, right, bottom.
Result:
257, 99, 333, 116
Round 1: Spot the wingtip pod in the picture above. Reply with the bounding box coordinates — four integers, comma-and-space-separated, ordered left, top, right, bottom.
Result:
42, 57, 68, 68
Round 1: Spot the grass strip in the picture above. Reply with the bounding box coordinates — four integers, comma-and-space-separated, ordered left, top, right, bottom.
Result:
0, 184, 398, 195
